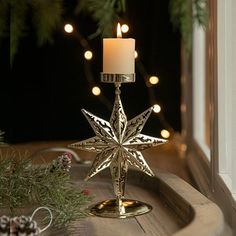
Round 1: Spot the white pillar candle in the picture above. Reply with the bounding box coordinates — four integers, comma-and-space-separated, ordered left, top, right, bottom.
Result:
103, 23, 135, 74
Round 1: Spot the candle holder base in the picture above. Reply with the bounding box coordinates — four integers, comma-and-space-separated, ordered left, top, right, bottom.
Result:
88, 199, 152, 219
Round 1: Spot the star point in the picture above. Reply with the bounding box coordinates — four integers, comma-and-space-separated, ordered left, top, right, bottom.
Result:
69, 94, 167, 184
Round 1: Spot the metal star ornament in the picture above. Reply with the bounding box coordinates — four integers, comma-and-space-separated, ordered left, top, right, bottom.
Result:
69, 90, 167, 198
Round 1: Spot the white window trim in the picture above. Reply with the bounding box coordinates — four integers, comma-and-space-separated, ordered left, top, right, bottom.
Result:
217, 0, 236, 198
192, 24, 210, 160
185, 1, 236, 233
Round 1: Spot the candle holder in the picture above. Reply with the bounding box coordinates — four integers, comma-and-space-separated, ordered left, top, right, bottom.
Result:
69, 73, 167, 218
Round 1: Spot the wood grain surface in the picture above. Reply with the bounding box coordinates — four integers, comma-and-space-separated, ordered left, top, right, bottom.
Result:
1, 139, 225, 235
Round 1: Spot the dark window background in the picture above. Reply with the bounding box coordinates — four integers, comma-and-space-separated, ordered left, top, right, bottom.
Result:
0, 0, 181, 143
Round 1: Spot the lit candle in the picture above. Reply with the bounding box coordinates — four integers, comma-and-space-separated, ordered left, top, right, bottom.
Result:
103, 23, 135, 74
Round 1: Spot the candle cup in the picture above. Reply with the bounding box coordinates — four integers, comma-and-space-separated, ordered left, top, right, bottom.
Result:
100, 73, 135, 83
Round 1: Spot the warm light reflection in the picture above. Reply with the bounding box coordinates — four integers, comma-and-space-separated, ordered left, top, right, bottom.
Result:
121, 24, 129, 33
149, 76, 159, 85
153, 104, 161, 113
161, 129, 170, 139
64, 24, 73, 33
84, 50, 93, 60
92, 86, 101, 96
134, 50, 138, 59
117, 23, 122, 38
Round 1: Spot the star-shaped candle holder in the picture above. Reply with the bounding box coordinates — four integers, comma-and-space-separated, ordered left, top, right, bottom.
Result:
69, 74, 167, 218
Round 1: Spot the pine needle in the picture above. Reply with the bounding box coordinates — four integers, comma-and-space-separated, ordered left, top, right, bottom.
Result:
0, 151, 92, 229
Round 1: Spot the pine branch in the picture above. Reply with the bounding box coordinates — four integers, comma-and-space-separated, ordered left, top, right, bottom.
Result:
169, 0, 208, 53
169, 0, 192, 52
31, 0, 63, 46
10, 0, 28, 65
9, 0, 63, 65
8, 0, 125, 64
0, 0, 10, 40
76, 0, 126, 38
0, 151, 92, 228
193, 0, 208, 29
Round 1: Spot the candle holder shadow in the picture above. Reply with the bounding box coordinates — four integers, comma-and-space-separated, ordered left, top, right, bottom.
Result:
68, 73, 167, 218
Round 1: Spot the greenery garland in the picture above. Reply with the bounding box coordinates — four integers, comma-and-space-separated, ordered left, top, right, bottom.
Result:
0, 0, 207, 64
75, 0, 126, 39
0, 151, 92, 228
169, 0, 207, 53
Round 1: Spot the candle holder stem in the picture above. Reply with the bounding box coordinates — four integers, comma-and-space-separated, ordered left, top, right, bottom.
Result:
115, 82, 121, 95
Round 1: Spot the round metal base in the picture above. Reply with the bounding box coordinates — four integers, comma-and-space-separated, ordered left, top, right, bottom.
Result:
88, 199, 152, 219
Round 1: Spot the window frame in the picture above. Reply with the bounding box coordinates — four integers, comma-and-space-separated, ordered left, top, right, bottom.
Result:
182, 0, 236, 232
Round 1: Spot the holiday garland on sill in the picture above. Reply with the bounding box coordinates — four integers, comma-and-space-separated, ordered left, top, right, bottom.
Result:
0, 151, 92, 229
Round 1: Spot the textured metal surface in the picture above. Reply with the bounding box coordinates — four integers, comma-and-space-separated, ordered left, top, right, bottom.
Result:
69, 86, 167, 200
88, 199, 152, 219
101, 73, 135, 83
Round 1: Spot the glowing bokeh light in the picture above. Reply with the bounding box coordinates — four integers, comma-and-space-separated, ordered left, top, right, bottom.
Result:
64, 24, 73, 33
84, 50, 93, 60
153, 104, 161, 113
161, 129, 170, 139
92, 86, 101, 96
149, 76, 159, 85
121, 24, 129, 33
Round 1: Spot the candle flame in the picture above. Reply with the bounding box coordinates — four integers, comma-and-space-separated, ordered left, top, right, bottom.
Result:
117, 23, 122, 38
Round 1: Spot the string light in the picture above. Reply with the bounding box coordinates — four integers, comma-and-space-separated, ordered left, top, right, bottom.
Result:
64, 22, 176, 137
84, 50, 93, 60
92, 86, 101, 96
149, 76, 159, 85
153, 104, 161, 113
64, 24, 73, 33
161, 129, 170, 139
121, 24, 129, 33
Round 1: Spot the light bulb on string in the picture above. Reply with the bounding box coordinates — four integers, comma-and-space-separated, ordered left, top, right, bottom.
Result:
121, 24, 129, 33
134, 50, 138, 59
153, 104, 161, 113
149, 76, 159, 85
92, 86, 101, 96
84, 50, 93, 60
64, 24, 73, 33
161, 129, 170, 139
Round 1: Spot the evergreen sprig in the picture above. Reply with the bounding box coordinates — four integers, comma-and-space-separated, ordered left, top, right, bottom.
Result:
75, 0, 126, 39
1, 0, 208, 63
169, 0, 208, 53
0, 151, 92, 228
3, 0, 125, 64
6, 0, 64, 65
31, 0, 63, 46
0, 0, 9, 40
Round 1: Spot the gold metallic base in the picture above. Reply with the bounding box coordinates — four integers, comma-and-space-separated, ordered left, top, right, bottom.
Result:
88, 199, 152, 218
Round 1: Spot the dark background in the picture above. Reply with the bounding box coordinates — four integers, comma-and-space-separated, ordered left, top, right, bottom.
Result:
0, 0, 181, 144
